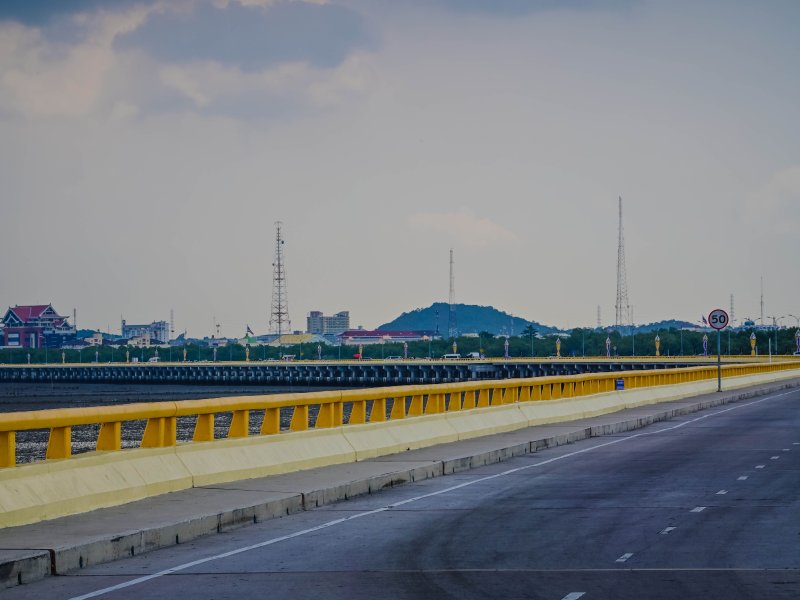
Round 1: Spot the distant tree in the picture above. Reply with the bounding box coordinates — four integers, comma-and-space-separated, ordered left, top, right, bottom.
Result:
478, 331, 494, 339
521, 324, 537, 339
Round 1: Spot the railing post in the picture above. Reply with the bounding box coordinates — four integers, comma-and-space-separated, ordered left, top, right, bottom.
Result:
229, 410, 249, 437
370, 398, 387, 422
447, 392, 461, 411
477, 388, 490, 407
563, 382, 573, 399
96, 422, 121, 451
390, 396, 406, 419
490, 388, 504, 406
290, 405, 309, 431
519, 386, 531, 402
46, 426, 71, 459
260, 409, 280, 435
194, 414, 216, 441
552, 383, 562, 400
426, 393, 443, 414
349, 400, 367, 424
142, 417, 177, 447
504, 387, 518, 404
542, 384, 552, 400
0, 431, 15, 467
531, 385, 542, 401
408, 395, 423, 416
462, 390, 477, 409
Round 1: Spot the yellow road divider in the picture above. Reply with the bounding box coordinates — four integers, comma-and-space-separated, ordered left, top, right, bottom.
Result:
0, 361, 797, 528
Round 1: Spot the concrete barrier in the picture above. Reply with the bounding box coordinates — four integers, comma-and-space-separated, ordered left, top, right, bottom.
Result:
0, 367, 798, 529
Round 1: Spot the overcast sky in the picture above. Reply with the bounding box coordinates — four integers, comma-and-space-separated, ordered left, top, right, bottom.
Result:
1, 0, 799, 337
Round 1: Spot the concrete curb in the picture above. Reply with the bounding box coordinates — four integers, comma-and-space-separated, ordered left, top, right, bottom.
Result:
2, 377, 798, 588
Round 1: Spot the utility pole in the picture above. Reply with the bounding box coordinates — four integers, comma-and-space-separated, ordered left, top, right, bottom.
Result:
448, 248, 457, 339
269, 222, 291, 350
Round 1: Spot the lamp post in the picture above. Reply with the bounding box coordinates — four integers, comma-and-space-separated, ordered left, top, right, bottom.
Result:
453, 340, 457, 355
555, 338, 561, 358
606, 337, 611, 357
751, 332, 756, 356
404, 342, 407, 359
655, 334, 660, 357
318, 344, 321, 361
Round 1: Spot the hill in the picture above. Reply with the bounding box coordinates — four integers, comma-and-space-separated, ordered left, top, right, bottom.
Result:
377, 303, 560, 336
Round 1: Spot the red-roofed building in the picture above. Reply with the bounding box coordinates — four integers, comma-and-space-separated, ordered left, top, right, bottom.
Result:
337, 330, 441, 345
1, 304, 76, 348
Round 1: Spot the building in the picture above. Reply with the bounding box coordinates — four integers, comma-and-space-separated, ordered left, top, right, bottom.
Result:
122, 319, 169, 344
268, 334, 328, 347
337, 330, 439, 346
127, 333, 151, 347
85, 333, 104, 346
307, 311, 350, 335
1, 304, 76, 348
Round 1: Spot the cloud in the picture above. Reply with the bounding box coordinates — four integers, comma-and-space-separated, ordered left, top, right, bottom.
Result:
743, 165, 800, 235
411, 208, 516, 246
114, 1, 376, 73
425, 0, 634, 17
0, 0, 151, 27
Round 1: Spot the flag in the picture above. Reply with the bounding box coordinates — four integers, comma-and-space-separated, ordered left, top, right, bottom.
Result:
701, 316, 707, 325
246, 325, 254, 335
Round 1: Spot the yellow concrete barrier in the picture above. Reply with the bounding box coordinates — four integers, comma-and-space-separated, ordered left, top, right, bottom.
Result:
0, 362, 798, 528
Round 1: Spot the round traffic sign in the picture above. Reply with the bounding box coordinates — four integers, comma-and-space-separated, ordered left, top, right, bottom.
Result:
708, 309, 729, 330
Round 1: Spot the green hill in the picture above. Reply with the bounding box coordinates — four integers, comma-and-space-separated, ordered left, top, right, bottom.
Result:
377, 303, 559, 336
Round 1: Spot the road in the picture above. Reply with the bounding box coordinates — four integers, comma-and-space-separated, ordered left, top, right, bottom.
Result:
7, 386, 800, 599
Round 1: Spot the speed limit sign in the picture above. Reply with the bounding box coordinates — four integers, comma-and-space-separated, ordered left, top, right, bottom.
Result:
708, 309, 729, 330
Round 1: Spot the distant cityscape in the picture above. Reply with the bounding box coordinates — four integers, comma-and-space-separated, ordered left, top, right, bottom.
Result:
0, 302, 791, 352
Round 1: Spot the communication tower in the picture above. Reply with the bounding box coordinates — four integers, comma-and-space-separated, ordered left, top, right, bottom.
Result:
730, 295, 734, 326
170, 309, 174, 341
448, 248, 457, 339
269, 222, 291, 342
597, 306, 601, 329
615, 197, 631, 333
760, 277, 764, 326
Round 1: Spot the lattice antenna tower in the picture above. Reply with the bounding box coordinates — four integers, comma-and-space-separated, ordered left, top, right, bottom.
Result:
597, 306, 601, 329
730, 294, 734, 326
448, 248, 457, 339
170, 309, 174, 341
615, 197, 631, 333
269, 221, 291, 339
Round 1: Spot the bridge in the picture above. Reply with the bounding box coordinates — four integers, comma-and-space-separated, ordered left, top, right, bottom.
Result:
0, 356, 783, 387
1, 360, 799, 598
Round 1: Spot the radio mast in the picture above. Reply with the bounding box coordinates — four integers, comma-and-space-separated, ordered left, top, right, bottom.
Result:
448, 248, 457, 339
269, 222, 291, 344
615, 197, 631, 333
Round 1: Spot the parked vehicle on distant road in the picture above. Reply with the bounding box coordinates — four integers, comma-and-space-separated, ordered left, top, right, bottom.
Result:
442, 354, 461, 359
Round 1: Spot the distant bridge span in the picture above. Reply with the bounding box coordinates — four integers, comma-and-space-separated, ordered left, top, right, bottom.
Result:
0, 356, 785, 387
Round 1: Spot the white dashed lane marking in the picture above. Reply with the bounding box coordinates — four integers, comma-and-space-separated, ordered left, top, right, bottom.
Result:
691, 507, 706, 512
616, 553, 634, 563
561, 594, 586, 600
771, 456, 779, 460
756, 465, 765, 469
717, 490, 728, 495
737, 476, 748, 480
659, 527, 677, 534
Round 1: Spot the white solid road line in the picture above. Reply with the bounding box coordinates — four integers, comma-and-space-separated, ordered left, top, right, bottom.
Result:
561, 593, 586, 600
68, 388, 798, 600
737, 476, 748, 480
690, 507, 706, 512
717, 490, 728, 495
616, 553, 634, 563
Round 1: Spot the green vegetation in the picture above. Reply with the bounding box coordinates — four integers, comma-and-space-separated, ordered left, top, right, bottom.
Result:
0, 327, 796, 365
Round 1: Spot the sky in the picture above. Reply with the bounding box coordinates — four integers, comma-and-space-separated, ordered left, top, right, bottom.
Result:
1, 0, 799, 338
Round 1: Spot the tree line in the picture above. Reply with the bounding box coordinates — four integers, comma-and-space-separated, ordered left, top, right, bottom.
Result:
0, 327, 797, 364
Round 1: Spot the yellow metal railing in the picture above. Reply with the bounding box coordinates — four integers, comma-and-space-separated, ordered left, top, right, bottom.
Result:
0, 361, 797, 468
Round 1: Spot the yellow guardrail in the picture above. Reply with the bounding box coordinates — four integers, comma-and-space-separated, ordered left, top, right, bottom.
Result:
0, 361, 796, 468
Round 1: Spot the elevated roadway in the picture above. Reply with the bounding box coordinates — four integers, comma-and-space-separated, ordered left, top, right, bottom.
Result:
4, 377, 799, 599
0, 356, 785, 387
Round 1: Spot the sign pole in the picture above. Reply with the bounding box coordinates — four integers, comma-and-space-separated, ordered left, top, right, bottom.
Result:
717, 328, 721, 392
708, 309, 728, 392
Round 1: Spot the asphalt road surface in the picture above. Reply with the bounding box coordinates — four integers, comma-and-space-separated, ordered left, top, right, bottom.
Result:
8, 386, 800, 600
